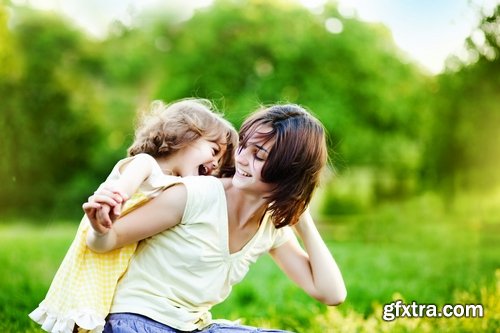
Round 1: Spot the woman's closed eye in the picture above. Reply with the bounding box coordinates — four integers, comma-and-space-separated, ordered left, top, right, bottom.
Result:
254, 153, 265, 161
238, 143, 268, 161
253, 144, 269, 161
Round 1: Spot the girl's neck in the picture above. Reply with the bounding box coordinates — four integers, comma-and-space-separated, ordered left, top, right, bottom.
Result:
155, 156, 176, 176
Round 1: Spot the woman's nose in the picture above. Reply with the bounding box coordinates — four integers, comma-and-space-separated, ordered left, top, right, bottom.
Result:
235, 147, 249, 165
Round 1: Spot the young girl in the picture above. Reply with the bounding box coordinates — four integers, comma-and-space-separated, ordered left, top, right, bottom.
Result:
29, 98, 238, 333
85, 104, 346, 333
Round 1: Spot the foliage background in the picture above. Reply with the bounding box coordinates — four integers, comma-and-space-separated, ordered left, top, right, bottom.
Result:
0, 0, 499, 332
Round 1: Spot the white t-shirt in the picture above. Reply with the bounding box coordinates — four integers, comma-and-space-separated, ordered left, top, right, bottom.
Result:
110, 176, 294, 331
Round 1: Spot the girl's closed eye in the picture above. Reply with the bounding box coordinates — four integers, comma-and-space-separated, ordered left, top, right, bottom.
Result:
210, 142, 221, 156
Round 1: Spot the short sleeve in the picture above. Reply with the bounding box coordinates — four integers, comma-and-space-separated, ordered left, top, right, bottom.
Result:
179, 176, 226, 226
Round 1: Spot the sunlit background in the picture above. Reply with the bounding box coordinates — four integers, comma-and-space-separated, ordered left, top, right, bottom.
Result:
1, 0, 499, 331
16, 0, 500, 73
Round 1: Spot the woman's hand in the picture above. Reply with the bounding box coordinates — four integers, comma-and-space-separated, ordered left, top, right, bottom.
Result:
270, 208, 347, 306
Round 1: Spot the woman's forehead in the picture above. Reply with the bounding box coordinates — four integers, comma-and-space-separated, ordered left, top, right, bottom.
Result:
245, 124, 273, 140
244, 125, 275, 151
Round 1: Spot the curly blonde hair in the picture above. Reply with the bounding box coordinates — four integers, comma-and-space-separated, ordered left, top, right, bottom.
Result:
128, 98, 237, 177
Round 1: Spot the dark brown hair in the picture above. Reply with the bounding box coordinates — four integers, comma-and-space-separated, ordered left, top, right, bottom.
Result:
239, 104, 328, 228
128, 99, 238, 177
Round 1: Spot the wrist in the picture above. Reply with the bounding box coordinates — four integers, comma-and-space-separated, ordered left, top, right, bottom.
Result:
295, 212, 313, 229
87, 228, 114, 253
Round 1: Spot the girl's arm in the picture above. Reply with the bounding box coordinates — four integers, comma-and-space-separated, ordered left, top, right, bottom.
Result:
269, 209, 347, 306
107, 154, 156, 201
86, 154, 156, 228
85, 183, 186, 253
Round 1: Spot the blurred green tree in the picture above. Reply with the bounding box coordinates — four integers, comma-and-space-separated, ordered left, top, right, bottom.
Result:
3, 0, 496, 218
146, 0, 430, 201
0, 6, 102, 216
423, 4, 500, 195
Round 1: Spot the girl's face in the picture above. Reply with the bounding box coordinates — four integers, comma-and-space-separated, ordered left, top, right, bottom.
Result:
177, 138, 226, 176
232, 125, 275, 194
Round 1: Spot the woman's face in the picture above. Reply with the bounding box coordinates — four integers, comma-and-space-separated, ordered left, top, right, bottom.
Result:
232, 124, 275, 194
177, 138, 226, 176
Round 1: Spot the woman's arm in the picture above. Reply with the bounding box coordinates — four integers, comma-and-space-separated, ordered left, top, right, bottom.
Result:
269, 209, 347, 305
86, 183, 187, 253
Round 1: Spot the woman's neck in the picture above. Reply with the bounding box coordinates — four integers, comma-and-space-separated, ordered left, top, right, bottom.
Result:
223, 179, 268, 229
222, 178, 269, 253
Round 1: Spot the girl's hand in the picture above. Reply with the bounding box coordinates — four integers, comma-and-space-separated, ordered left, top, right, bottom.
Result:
83, 201, 111, 234
83, 183, 129, 234
92, 182, 129, 215
95, 204, 114, 230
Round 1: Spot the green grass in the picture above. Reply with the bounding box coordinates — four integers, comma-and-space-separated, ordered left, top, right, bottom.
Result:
1, 192, 499, 332
0, 222, 75, 332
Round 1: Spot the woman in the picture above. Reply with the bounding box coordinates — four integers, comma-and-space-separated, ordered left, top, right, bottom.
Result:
85, 104, 346, 333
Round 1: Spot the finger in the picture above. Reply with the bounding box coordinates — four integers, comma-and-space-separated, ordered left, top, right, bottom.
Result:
95, 223, 109, 235
82, 203, 100, 218
111, 190, 129, 202
113, 204, 122, 216
91, 194, 121, 207
89, 213, 108, 234
83, 202, 101, 210
92, 222, 107, 234
112, 192, 127, 204
102, 205, 114, 227
84, 208, 96, 220
93, 188, 117, 199
93, 189, 126, 205
97, 182, 129, 202
97, 207, 112, 228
